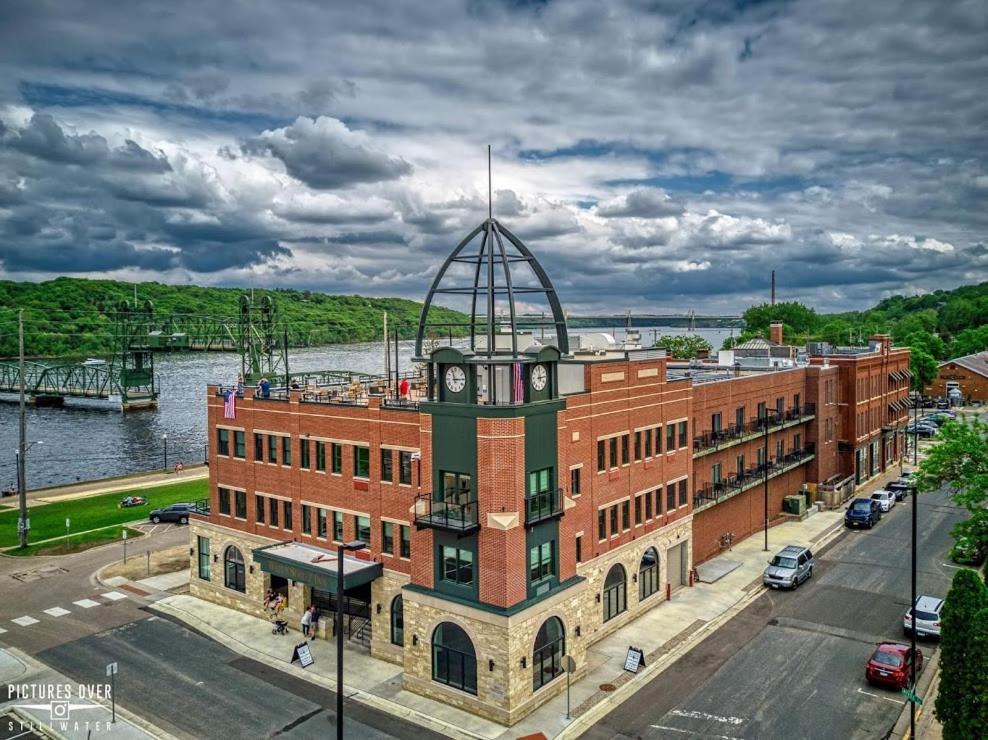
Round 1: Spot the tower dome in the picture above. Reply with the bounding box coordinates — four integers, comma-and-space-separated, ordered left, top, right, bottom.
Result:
415, 217, 569, 358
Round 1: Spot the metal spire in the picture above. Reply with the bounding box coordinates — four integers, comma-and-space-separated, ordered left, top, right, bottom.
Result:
487, 144, 492, 220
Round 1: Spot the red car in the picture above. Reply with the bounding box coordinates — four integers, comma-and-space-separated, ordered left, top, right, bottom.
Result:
865, 642, 923, 690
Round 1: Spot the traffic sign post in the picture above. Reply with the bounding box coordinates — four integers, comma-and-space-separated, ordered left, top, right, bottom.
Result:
105, 662, 118, 723
901, 687, 923, 706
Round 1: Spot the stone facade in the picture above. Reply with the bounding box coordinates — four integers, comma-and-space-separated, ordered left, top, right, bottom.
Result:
369, 569, 410, 665
576, 515, 692, 640
401, 582, 589, 725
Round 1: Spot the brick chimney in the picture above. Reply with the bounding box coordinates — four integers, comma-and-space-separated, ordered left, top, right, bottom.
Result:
770, 321, 784, 345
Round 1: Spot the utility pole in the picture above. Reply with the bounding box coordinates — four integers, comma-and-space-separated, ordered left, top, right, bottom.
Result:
17, 309, 28, 548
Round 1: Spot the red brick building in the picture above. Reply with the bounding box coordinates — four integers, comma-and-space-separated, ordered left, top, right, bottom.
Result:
188, 217, 910, 725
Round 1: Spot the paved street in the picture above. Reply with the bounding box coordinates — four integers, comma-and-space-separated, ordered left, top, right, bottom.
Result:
585, 484, 967, 740
0, 523, 436, 739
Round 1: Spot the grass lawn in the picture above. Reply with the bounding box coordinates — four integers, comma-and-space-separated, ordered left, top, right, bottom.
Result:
7, 525, 143, 557
0, 478, 208, 548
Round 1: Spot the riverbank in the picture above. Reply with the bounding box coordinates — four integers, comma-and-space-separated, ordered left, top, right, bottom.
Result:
24, 464, 208, 503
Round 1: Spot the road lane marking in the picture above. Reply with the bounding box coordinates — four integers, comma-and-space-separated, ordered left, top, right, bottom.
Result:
651, 725, 743, 740
43, 607, 71, 617
11, 616, 39, 626
102, 591, 128, 601
0, 627, 6, 634
670, 709, 745, 726
941, 563, 964, 569
856, 687, 905, 705
73, 598, 101, 608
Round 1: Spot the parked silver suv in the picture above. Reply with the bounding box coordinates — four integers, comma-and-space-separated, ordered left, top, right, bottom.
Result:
904, 595, 943, 638
763, 545, 815, 590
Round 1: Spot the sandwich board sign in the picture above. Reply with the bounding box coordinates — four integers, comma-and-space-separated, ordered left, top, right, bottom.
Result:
291, 642, 314, 668
624, 646, 645, 674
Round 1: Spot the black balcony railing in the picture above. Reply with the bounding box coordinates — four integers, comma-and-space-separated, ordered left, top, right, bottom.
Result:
525, 488, 564, 526
414, 493, 480, 534
693, 404, 816, 457
692, 444, 817, 508
192, 498, 210, 516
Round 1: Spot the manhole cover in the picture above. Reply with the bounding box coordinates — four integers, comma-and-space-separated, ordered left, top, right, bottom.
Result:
599, 683, 617, 692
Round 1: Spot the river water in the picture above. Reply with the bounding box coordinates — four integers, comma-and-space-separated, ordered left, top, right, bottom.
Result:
0, 326, 733, 489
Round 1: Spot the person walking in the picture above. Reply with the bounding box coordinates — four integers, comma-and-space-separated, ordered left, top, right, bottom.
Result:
300, 605, 312, 637
308, 605, 320, 639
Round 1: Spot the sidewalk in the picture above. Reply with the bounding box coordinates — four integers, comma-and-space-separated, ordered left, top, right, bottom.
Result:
33, 467, 208, 504
0, 647, 176, 740
154, 504, 855, 740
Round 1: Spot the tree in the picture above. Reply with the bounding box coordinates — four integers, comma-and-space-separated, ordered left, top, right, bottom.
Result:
892, 309, 939, 343
654, 334, 713, 359
909, 345, 938, 389
967, 606, 988, 735
935, 569, 988, 739
904, 330, 947, 361
741, 301, 819, 337
915, 418, 988, 553
949, 325, 988, 358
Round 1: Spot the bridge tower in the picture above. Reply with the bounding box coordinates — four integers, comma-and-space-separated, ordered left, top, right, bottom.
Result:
114, 299, 158, 409
238, 294, 288, 385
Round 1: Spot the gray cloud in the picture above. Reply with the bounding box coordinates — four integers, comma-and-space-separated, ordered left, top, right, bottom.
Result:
0, 0, 983, 311
242, 116, 412, 190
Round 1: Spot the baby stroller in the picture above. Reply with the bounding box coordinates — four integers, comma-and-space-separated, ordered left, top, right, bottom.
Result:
272, 619, 288, 635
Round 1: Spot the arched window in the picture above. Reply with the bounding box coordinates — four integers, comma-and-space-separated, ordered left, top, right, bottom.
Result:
639, 547, 659, 601
432, 622, 477, 695
390, 595, 404, 647
224, 546, 245, 592
602, 563, 626, 622
532, 617, 565, 691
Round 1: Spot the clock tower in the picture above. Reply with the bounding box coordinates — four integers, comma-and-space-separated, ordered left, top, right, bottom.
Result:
399, 216, 584, 717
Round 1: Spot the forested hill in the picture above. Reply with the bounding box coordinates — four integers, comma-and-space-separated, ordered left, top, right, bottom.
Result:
0, 277, 466, 358
730, 279, 988, 387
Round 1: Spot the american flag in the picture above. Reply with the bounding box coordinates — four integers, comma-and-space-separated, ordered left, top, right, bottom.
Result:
223, 388, 237, 419
513, 363, 524, 403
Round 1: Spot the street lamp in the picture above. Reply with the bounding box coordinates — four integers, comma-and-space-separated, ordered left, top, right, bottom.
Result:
909, 388, 919, 737
162, 433, 168, 471
15, 440, 43, 549
763, 415, 770, 551
336, 539, 366, 740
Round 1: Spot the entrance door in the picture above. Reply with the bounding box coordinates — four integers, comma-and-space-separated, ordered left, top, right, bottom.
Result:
270, 575, 289, 600
312, 583, 372, 637
667, 542, 687, 592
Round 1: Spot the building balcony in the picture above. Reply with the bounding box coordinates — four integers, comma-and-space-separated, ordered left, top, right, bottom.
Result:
693, 404, 816, 458
693, 444, 817, 511
413, 493, 480, 534
525, 488, 564, 526
191, 498, 210, 517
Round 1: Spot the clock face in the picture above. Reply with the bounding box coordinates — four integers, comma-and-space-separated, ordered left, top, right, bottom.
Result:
445, 365, 466, 393
531, 364, 548, 391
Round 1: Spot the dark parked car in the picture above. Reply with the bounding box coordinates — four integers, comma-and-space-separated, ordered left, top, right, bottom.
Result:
907, 423, 937, 438
845, 498, 882, 529
149, 502, 195, 524
866, 642, 923, 690
887, 480, 916, 501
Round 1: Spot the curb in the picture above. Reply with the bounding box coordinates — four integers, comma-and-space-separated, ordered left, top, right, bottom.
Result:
558, 519, 849, 739
2, 646, 182, 740
151, 598, 493, 740
888, 648, 940, 740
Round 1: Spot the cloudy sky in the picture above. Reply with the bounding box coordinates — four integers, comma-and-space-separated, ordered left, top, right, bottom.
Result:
0, 0, 985, 315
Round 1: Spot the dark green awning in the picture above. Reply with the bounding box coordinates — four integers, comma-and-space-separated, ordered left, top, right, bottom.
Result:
253, 541, 382, 591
